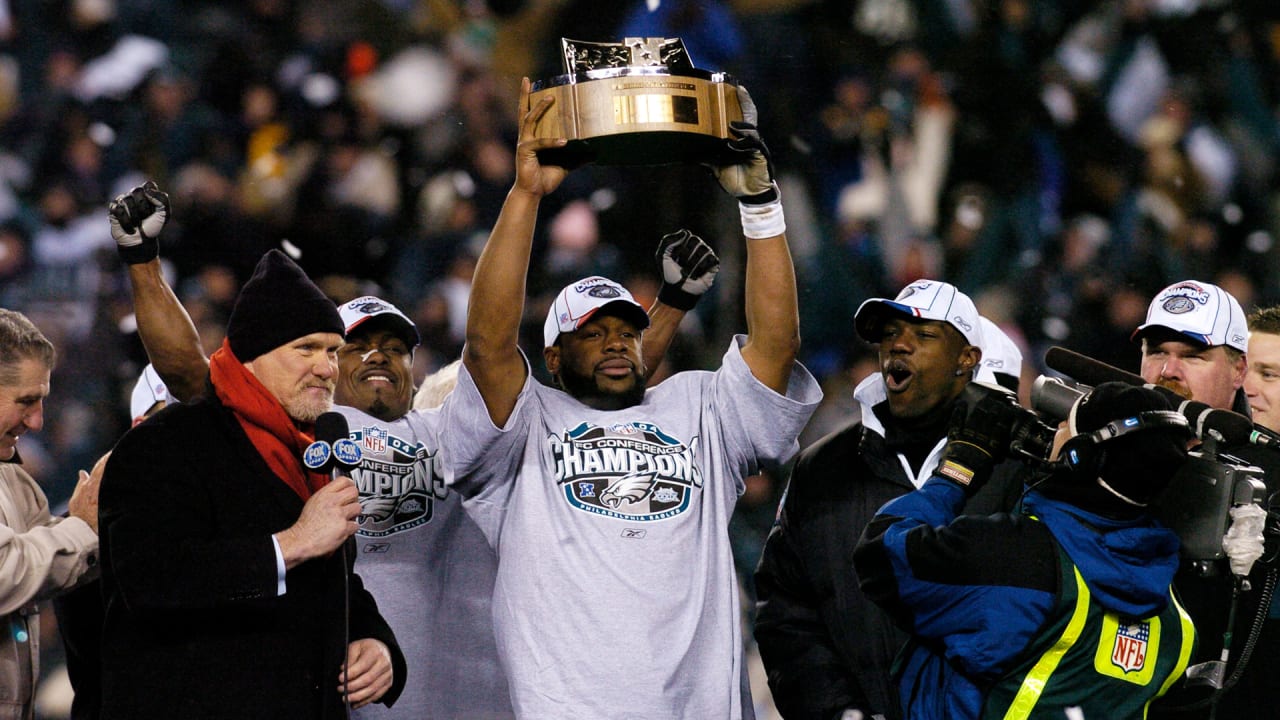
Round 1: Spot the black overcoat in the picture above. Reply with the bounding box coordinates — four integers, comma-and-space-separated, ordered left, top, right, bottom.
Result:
98, 393, 405, 720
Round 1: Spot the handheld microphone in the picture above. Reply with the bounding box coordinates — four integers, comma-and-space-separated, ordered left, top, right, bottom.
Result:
307, 412, 363, 480
1043, 346, 1280, 450
307, 411, 363, 716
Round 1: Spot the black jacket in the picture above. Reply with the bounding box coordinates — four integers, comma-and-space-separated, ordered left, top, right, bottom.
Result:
98, 393, 406, 720
753, 414, 1024, 720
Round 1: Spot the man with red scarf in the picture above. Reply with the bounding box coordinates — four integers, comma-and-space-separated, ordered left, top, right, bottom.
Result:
97, 250, 406, 719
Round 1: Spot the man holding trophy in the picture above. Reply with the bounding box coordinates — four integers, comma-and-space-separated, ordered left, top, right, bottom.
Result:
439, 48, 820, 719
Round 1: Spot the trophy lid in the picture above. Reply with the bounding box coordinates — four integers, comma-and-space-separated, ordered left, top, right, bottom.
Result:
564, 37, 695, 74
532, 38, 727, 90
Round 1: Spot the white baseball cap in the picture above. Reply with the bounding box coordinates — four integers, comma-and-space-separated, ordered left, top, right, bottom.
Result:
338, 296, 420, 348
130, 363, 175, 420
976, 316, 1024, 390
543, 276, 651, 348
854, 279, 984, 348
1132, 280, 1248, 352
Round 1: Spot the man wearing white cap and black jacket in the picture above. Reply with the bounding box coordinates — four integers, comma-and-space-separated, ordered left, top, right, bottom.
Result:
439, 79, 820, 718
1130, 280, 1280, 720
755, 279, 1027, 720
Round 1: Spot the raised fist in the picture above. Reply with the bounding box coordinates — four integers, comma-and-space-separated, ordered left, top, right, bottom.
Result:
707, 86, 777, 204
655, 229, 720, 311
108, 181, 170, 265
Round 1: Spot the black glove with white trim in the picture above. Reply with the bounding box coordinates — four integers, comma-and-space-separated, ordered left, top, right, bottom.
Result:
709, 86, 777, 205
655, 229, 719, 311
108, 181, 170, 265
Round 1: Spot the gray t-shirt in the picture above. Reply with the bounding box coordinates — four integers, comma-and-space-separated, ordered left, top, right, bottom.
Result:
443, 336, 821, 719
336, 404, 512, 720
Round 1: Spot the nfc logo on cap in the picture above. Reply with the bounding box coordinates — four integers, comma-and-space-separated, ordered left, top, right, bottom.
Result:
333, 438, 363, 466
897, 281, 933, 300
587, 284, 622, 299
353, 301, 389, 315
303, 441, 332, 470
1161, 296, 1196, 315
573, 277, 621, 294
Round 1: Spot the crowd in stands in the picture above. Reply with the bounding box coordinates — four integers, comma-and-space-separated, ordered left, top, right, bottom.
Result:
6, 1, 1280, 714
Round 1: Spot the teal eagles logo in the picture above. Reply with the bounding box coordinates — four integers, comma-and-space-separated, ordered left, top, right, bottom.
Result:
549, 421, 702, 521
350, 425, 446, 537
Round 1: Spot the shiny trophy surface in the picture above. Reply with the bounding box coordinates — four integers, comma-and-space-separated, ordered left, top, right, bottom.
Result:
529, 37, 743, 166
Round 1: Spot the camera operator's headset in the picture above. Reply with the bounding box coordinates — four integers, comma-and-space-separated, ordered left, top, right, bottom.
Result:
1060, 409, 1193, 479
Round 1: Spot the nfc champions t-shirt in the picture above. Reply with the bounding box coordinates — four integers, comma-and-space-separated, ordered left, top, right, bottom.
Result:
335, 404, 512, 720
443, 336, 821, 719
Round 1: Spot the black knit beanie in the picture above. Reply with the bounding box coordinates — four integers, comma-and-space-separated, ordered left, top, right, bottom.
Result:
1069, 382, 1190, 506
226, 250, 345, 361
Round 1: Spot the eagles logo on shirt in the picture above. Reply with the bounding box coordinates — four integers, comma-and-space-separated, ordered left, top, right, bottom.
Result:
350, 426, 446, 537
549, 421, 702, 521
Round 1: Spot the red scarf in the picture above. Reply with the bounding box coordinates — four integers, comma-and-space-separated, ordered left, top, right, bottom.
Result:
209, 339, 329, 500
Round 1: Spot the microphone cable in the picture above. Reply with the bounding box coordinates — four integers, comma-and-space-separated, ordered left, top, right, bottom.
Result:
342, 539, 352, 718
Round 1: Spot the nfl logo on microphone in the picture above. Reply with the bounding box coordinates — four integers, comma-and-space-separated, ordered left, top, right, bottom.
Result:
1111, 620, 1149, 672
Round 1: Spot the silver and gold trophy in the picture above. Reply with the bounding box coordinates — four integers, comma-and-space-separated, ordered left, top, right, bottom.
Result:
529, 37, 744, 166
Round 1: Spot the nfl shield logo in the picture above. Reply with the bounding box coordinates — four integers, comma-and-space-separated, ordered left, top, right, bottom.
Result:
363, 426, 388, 455
1111, 620, 1150, 672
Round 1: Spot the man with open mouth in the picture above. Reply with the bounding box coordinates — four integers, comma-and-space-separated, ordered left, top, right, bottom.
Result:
755, 278, 1025, 720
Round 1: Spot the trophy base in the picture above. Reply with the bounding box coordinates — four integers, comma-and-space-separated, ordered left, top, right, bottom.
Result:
537, 131, 734, 167
530, 67, 742, 168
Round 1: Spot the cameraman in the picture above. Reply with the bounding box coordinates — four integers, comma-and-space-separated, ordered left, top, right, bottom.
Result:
754, 280, 1025, 720
1135, 280, 1280, 719
853, 382, 1197, 719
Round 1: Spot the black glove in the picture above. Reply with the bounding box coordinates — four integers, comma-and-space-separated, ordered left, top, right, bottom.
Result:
655, 229, 720, 311
108, 181, 170, 265
709, 85, 777, 205
937, 382, 1021, 494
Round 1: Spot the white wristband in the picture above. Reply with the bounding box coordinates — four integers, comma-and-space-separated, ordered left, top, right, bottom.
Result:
739, 197, 786, 240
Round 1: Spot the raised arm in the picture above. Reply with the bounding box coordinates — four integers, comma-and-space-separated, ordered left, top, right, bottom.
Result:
710, 88, 799, 393
110, 182, 209, 402
462, 77, 569, 426
642, 229, 720, 382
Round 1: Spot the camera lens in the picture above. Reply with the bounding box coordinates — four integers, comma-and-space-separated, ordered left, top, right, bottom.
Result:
1031, 376, 1087, 423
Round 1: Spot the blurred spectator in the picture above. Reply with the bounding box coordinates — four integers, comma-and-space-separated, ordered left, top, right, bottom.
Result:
8, 1, 1280, 716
